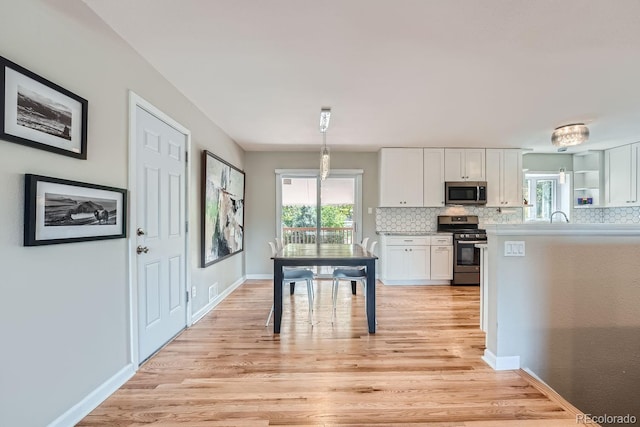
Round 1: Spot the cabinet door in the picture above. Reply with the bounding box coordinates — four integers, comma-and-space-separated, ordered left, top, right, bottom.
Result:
444, 149, 485, 181
501, 149, 522, 205
379, 148, 424, 207
486, 149, 521, 207
485, 149, 502, 207
430, 246, 453, 280
444, 149, 465, 181
406, 246, 430, 279
464, 149, 486, 180
385, 246, 407, 280
632, 142, 640, 205
423, 148, 445, 207
605, 145, 632, 206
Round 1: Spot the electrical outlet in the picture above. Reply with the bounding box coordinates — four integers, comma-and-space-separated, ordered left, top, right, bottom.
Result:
191, 286, 197, 298
504, 241, 525, 257
209, 282, 218, 301
368, 207, 373, 214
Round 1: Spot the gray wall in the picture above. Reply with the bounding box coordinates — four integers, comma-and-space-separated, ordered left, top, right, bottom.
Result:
245, 151, 378, 275
486, 228, 640, 417
0, 1, 244, 425
523, 153, 574, 171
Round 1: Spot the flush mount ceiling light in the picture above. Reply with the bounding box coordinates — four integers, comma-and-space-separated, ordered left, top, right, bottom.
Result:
551, 123, 589, 148
319, 108, 331, 181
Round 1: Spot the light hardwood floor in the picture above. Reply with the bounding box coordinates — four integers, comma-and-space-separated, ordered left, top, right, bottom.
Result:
79, 280, 595, 426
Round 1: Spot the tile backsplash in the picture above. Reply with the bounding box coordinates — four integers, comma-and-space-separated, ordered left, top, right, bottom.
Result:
376, 206, 523, 233
376, 205, 640, 233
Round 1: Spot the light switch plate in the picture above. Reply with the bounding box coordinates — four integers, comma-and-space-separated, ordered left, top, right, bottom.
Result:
504, 241, 525, 256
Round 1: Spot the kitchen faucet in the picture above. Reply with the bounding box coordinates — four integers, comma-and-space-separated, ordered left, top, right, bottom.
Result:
550, 211, 569, 223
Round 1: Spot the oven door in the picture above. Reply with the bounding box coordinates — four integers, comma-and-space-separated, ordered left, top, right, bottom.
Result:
454, 240, 484, 272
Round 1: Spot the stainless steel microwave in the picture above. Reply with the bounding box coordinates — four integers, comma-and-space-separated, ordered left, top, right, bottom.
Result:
445, 181, 487, 205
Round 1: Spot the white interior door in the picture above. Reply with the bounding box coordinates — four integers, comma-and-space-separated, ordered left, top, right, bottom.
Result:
136, 105, 187, 362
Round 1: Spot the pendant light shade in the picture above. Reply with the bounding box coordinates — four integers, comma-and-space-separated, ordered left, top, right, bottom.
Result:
551, 123, 589, 148
319, 108, 331, 181
320, 144, 330, 181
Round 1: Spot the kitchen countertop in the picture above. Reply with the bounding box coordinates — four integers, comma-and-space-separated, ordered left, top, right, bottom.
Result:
484, 223, 640, 236
376, 231, 452, 236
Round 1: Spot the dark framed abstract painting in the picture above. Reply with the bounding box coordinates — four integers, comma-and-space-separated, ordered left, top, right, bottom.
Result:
201, 150, 245, 267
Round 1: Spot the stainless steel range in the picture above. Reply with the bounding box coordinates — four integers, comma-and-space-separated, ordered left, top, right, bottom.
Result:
437, 215, 487, 286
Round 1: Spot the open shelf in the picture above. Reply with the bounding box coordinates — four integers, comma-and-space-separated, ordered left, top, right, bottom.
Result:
572, 151, 603, 208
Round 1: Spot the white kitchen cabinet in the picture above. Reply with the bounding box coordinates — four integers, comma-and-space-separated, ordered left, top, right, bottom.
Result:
423, 148, 445, 207
430, 235, 453, 280
485, 149, 522, 207
383, 236, 430, 280
444, 148, 486, 181
379, 148, 424, 207
604, 143, 640, 207
380, 235, 452, 284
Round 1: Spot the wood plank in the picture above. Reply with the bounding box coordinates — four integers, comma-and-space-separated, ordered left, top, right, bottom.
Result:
79, 280, 595, 426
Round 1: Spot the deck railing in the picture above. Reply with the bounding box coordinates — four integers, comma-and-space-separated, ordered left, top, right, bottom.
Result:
282, 227, 354, 244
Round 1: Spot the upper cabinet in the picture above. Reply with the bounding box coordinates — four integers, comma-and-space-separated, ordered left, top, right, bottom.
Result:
379, 148, 424, 207
423, 148, 445, 207
573, 150, 603, 208
604, 143, 640, 207
444, 149, 486, 181
485, 149, 522, 207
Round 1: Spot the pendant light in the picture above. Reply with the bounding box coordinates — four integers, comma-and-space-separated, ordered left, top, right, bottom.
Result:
319, 108, 331, 181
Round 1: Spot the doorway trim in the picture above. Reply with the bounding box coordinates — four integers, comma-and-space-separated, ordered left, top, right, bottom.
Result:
127, 91, 192, 367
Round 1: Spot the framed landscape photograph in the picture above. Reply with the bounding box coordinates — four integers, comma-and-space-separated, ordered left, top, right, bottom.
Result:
24, 174, 127, 246
201, 150, 245, 267
1, 55, 88, 159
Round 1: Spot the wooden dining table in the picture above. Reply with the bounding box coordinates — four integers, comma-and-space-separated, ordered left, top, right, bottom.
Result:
271, 243, 378, 334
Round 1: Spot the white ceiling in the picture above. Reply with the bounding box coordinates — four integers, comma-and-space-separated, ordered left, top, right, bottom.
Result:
83, 0, 640, 153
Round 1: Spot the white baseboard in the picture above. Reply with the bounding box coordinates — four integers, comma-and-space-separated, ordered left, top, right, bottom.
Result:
482, 349, 520, 370
48, 363, 136, 427
381, 279, 451, 286
245, 274, 272, 280
191, 276, 245, 324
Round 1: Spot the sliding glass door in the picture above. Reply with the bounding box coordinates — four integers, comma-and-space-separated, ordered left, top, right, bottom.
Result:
276, 170, 362, 247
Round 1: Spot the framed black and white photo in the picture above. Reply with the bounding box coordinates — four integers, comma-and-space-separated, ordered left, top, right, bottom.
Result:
24, 174, 127, 246
1, 55, 88, 159
201, 150, 245, 267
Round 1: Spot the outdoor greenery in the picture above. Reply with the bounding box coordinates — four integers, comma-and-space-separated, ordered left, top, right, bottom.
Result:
282, 204, 353, 228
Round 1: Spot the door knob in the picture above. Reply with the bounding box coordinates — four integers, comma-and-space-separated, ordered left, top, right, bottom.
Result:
137, 228, 145, 236
136, 245, 149, 254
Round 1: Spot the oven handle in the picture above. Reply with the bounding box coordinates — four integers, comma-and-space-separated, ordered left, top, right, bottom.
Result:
456, 240, 487, 245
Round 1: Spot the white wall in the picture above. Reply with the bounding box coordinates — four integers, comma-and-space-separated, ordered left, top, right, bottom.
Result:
485, 225, 640, 417
244, 151, 378, 276
0, 1, 244, 425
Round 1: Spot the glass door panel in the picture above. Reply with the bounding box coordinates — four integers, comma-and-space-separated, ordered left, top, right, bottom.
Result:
320, 177, 355, 244
280, 177, 317, 244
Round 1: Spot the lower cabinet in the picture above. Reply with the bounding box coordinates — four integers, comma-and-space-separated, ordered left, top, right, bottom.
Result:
430, 245, 453, 280
380, 235, 453, 284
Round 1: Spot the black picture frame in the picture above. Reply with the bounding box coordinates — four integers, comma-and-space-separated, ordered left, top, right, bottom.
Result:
24, 174, 127, 246
201, 150, 245, 267
1, 55, 88, 159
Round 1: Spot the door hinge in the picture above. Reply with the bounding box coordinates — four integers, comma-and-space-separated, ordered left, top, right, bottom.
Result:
185, 151, 188, 163
186, 290, 190, 303
185, 221, 189, 233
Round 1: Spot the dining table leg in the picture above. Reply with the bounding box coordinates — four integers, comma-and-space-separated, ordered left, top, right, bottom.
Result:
365, 259, 376, 333
274, 260, 284, 333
